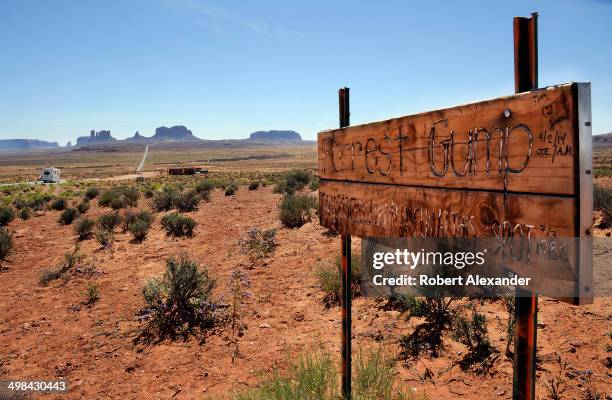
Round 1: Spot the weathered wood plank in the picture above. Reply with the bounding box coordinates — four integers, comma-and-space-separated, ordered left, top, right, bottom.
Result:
318, 83, 578, 195
319, 180, 576, 238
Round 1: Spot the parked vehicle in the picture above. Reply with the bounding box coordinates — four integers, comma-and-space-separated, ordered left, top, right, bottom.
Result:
39, 167, 61, 183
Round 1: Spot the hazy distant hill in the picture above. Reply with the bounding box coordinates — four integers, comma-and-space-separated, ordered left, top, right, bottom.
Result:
76, 130, 116, 146
0, 139, 58, 152
151, 126, 200, 142
249, 130, 302, 142
593, 132, 612, 148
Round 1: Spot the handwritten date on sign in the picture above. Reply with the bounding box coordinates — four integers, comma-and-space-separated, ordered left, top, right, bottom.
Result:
318, 83, 580, 196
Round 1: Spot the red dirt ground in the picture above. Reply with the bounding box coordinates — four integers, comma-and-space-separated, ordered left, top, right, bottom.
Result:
0, 187, 610, 399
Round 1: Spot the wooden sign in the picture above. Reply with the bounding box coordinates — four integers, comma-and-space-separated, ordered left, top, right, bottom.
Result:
318, 82, 593, 303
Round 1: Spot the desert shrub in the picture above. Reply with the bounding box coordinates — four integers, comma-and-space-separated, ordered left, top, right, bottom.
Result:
143, 188, 155, 199
116, 186, 140, 206
39, 246, 86, 285
84, 282, 100, 305
225, 183, 238, 196
0, 228, 12, 260
451, 307, 495, 373
26, 193, 53, 211
19, 207, 31, 220
98, 211, 121, 232
152, 191, 175, 212
76, 199, 90, 214
315, 253, 361, 307
58, 208, 79, 225
140, 255, 218, 340
232, 350, 337, 400
238, 228, 278, 264
135, 210, 154, 227
594, 184, 612, 227
594, 166, 612, 178
110, 196, 129, 210
84, 187, 100, 200
0, 206, 16, 226
98, 189, 118, 207
232, 347, 422, 400
128, 211, 154, 242
384, 295, 428, 317
248, 181, 260, 191
74, 218, 95, 240
95, 228, 114, 249
50, 197, 67, 211
399, 298, 455, 358
174, 190, 201, 212
273, 180, 295, 195
99, 187, 139, 209
195, 180, 214, 194
13, 197, 27, 210
309, 176, 319, 191
129, 220, 151, 242
279, 194, 318, 228
120, 209, 137, 231
161, 212, 196, 237
273, 170, 311, 195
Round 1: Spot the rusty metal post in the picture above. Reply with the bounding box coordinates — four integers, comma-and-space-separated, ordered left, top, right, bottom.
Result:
512, 12, 539, 400
339, 87, 352, 400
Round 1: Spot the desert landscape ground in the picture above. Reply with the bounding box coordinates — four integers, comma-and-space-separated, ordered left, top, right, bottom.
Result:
0, 143, 610, 400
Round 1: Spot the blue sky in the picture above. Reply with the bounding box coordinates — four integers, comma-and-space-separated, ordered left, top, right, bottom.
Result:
0, 0, 610, 144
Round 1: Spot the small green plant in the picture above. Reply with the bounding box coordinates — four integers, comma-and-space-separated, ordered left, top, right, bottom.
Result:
84, 187, 100, 200
227, 269, 251, 363
503, 296, 515, 357
248, 181, 260, 190
315, 253, 361, 307
0, 206, 16, 226
98, 211, 121, 232
279, 194, 318, 228
83, 282, 100, 305
231, 347, 424, 400
139, 255, 218, 341
238, 228, 278, 265
58, 208, 79, 225
19, 207, 31, 220
39, 245, 87, 285
0, 228, 13, 260
545, 355, 568, 400
50, 197, 67, 211
160, 212, 196, 237
74, 218, 95, 240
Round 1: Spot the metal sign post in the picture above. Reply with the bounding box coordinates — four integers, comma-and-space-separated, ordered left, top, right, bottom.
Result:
512, 13, 539, 400
338, 87, 352, 400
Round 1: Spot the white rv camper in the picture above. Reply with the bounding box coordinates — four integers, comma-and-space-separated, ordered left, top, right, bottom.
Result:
39, 167, 61, 183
